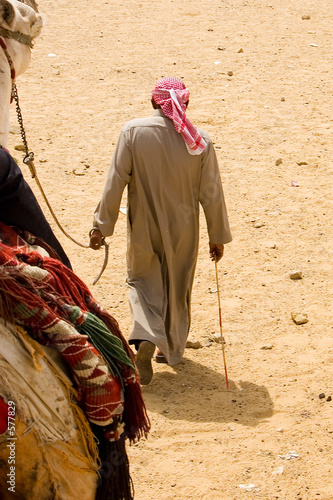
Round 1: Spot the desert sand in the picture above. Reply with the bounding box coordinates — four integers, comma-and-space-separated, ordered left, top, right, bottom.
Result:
7, 0, 333, 498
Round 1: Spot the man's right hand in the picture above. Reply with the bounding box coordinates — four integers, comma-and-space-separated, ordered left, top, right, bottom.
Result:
89, 228, 103, 250
209, 242, 224, 262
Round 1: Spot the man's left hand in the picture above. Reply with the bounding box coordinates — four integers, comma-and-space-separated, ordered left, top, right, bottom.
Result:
90, 228, 103, 250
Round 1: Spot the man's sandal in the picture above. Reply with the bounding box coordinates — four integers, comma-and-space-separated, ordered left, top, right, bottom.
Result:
136, 341, 155, 385
155, 349, 167, 364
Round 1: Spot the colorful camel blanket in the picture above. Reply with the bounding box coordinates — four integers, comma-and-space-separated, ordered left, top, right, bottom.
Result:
0, 221, 150, 443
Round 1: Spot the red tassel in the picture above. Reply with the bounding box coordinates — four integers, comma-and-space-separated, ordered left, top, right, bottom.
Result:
123, 381, 150, 443
0, 268, 61, 327
0, 397, 9, 434
41, 258, 89, 310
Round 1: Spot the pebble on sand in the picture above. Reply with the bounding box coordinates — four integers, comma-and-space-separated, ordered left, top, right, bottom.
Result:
72, 169, 86, 176
213, 333, 227, 344
291, 312, 308, 325
186, 339, 203, 349
290, 271, 303, 280
253, 221, 265, 228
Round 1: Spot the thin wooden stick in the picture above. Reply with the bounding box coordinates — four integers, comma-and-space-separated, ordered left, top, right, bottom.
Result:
214, 257, 229, 390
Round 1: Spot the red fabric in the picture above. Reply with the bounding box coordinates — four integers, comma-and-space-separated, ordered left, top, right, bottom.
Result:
0, 397, 8, 434
0, 222, 150, 441
151, 77, 207, 155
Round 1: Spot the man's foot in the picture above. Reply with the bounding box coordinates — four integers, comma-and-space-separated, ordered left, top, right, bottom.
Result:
155, 349, 167, 364
136, 341, 155, 385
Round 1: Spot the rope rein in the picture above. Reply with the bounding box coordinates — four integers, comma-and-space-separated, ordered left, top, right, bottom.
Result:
0, 36, 109, 283
13, 83, 89, 249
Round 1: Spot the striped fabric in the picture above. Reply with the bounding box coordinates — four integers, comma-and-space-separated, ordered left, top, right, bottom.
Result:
151, 77, 207, 155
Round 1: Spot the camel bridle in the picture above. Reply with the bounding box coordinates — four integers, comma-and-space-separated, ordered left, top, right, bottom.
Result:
0, 0, 39, 47
0, 26, 33, 48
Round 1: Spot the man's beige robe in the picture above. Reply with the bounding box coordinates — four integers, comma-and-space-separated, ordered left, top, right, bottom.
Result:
94, 109, 232, 365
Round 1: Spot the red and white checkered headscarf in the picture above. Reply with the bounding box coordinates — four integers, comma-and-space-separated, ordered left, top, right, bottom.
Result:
152, 77, 207, 155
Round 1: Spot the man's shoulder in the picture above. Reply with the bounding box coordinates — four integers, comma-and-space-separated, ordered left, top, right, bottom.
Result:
197, 127, 212, 145
122, 115, 157, 133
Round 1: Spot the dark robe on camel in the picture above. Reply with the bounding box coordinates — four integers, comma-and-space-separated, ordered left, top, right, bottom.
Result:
0, 148, 71, 268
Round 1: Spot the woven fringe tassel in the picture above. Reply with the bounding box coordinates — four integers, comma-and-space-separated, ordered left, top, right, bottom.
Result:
80, 313, 151, 443
78, 312, 135, 372
123, 382, 150, 443
41, 258, 91, 311
91, 424, 134, 500
0, 274, 17, 321
0, 396, 9, 434
96, 309, 137, 365
0, 268, 53, 322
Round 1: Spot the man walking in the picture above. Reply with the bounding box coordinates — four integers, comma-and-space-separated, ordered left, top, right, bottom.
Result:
90, 77, 232, 384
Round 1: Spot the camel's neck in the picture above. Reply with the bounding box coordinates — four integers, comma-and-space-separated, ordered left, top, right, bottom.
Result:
0, 49, 11, 149
0, 39, 31, 149
4, 38, 32, 76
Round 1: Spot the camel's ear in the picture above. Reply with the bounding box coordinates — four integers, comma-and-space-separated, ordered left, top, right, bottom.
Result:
30, 0, 39, 13
0, 0, 15, 26
22, 0, 39, 13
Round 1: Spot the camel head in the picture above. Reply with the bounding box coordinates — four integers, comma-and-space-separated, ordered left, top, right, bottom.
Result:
0, 0, 43, 46
0, 0, 42, 148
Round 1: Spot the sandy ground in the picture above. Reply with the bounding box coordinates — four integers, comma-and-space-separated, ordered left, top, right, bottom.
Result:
7, 0, 333, 498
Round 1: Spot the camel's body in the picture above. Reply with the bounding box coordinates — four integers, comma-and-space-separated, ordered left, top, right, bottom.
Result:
0, 0, 42, 148
0, 319, 99, 500
0, 3, 100, 498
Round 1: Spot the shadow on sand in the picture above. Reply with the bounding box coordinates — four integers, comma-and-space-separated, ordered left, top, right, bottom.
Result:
141, 356, 273, 427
